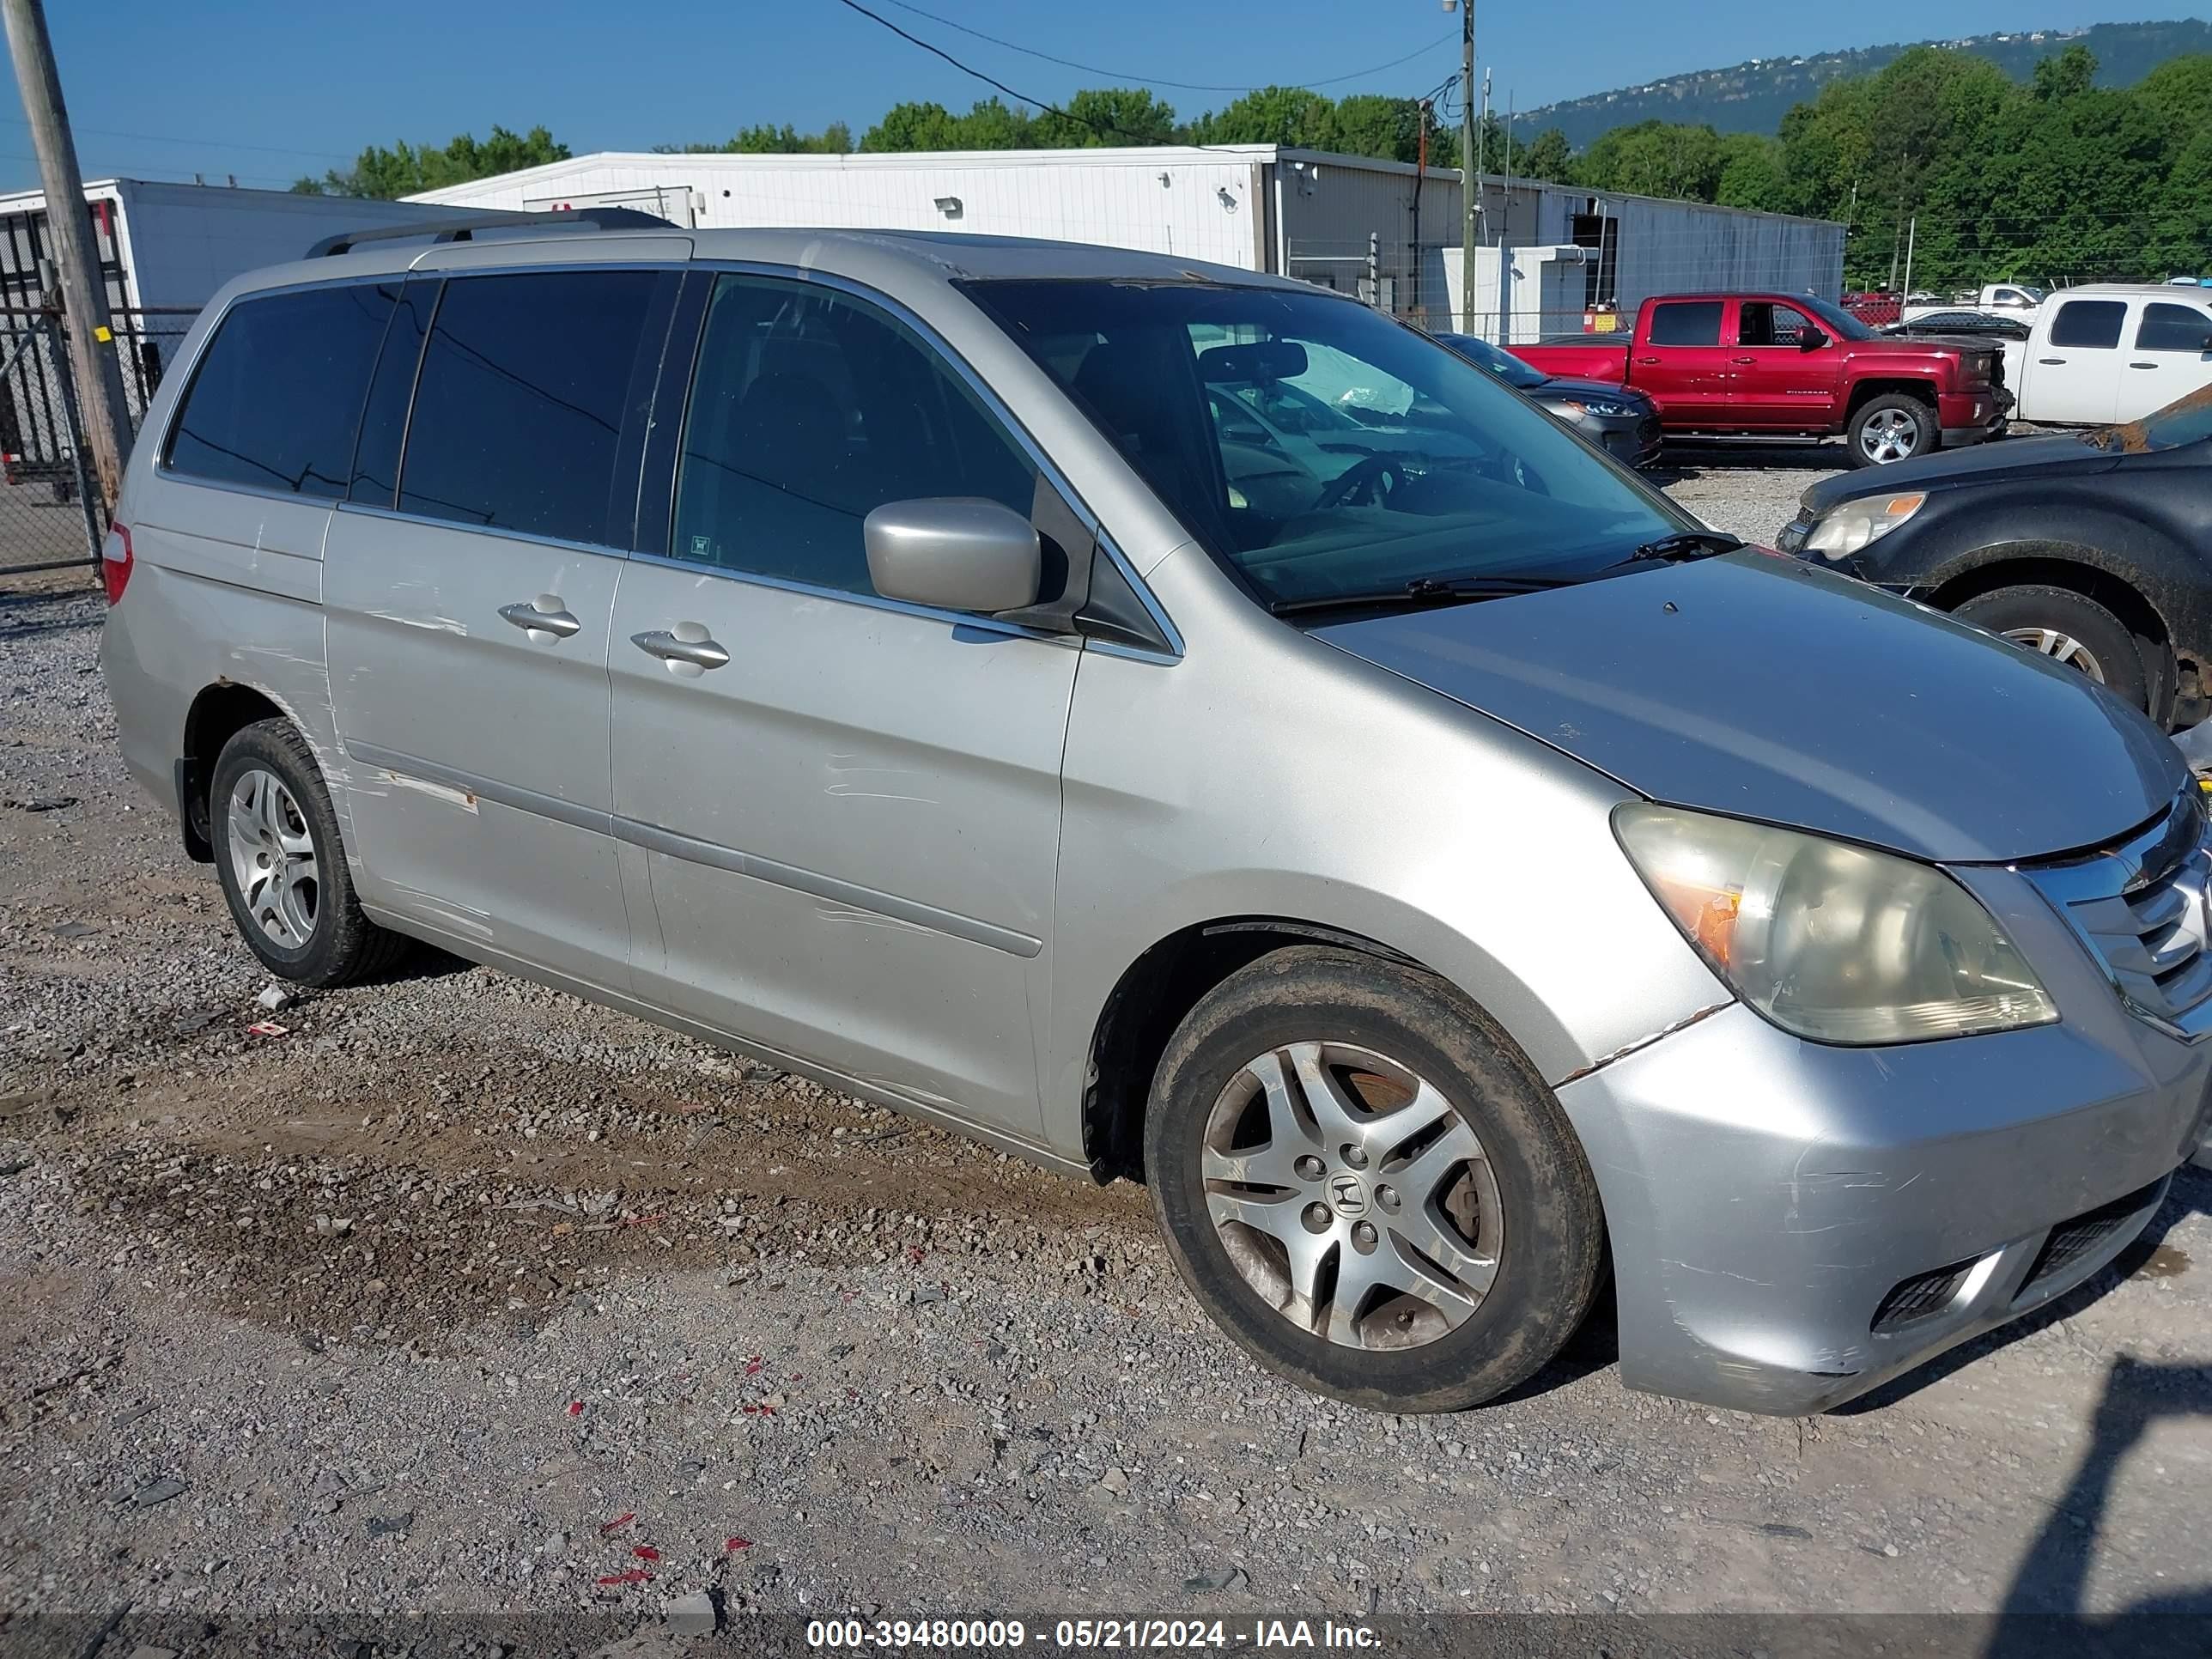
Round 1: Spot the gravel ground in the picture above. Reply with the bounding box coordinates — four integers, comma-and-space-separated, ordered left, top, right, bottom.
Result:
1, 453, 2207, 1644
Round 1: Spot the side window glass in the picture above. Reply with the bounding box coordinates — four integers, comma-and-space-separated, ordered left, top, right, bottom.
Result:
2050, 301, 2126, 350
165, 283, 395, 499
1648, 301, 1723, 347
1738, 302, 1811, 347
672, 274, 1036, 599
2136, 302, 2212, 354
348, 278, 434, 507
398, 270, 659, 544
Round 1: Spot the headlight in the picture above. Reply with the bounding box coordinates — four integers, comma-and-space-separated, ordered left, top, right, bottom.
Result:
1803, 492, 1925, 559
1554, 398, 1632, 419
1614, 804, 2057, 1044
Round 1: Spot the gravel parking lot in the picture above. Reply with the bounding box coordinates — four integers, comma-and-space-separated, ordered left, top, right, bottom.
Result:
1, 451, 2206, 1643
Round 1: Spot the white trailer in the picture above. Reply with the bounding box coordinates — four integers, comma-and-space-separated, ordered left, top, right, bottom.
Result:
0, 178, 490, 465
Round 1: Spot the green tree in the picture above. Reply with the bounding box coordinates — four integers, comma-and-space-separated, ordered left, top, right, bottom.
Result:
1186, 86, 1338, 149
1515, 127, 1574, 184
1030, 88, 1177, 148
1328, 94, 1442, 165
1716, 133, 1788, 210
295, 125, 569, 198
1575, 120, 1726, 200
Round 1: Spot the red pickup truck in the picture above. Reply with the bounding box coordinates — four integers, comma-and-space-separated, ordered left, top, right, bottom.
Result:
1511, 294, 2009, 467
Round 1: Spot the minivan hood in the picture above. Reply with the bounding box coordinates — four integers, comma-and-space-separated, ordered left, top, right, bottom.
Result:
1314, 551, 2184, 864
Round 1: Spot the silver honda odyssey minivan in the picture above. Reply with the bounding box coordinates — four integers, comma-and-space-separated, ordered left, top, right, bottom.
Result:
101, 221, 2209, 1416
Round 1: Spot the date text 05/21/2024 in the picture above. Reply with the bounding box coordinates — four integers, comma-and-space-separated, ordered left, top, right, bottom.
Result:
803, 1619, 1383, 1650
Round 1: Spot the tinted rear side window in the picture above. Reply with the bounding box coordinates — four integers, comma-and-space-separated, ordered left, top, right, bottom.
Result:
165, 283, 394, 499
2136, 302, 2212, 353
348, 278, 434, 506
398, 270, 661, 544
1648, 301, 1723, 347
2050, 301, 2127, 349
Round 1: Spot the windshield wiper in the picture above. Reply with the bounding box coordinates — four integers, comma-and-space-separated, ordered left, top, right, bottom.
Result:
1628, 530, 1745, 562
1269, 574, 1567, 617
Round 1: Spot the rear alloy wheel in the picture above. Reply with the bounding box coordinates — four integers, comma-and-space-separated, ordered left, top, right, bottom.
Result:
210, 718, 412, 987
1953, 584, 2155, 715
1848, 392, 1937, 467
1146, 946, 1605, 1413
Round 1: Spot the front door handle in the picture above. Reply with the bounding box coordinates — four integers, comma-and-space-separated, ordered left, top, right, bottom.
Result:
499, 598, 582, 640
2130, 362, 2158, 369
631, 626, 731, 674
2038, 357, 2066, 366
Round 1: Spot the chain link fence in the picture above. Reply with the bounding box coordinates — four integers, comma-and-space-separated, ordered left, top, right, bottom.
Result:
0, 305, 197, 579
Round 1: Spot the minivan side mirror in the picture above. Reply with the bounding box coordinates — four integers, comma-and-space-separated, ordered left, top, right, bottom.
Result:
1799, 325, 1830, 351
865, 498, 1042, 615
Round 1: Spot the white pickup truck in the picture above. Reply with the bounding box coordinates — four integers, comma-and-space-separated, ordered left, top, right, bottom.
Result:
2010, 283, 2212, 426
1902, 283, 2046, 325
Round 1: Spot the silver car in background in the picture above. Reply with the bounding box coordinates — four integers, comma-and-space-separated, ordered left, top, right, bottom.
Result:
100, 222, 2209, 1416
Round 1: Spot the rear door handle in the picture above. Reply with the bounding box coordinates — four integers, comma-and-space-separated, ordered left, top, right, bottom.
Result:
498, 599, 581, 640
632, 627, 731, 674
1729, 355, 1757, 365
2038, 357, 2066, 366
2130, 362, 2158, 369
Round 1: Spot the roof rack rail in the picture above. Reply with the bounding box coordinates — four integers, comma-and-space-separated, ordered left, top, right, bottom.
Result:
306, 207, 676, 259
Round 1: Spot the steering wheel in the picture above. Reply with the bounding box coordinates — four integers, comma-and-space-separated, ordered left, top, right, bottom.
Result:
1315, 453, 1406, 510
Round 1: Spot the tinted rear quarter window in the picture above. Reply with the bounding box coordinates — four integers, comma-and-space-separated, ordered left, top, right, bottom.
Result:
2136, 302, 2212, 353
398, 270, 664, 545
2050, 301, 2127, 349
165, 283, 396, 499
1648, 301, 1723, 347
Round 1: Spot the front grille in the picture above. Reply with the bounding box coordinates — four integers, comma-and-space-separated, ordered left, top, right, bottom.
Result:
1871, 1260, 1974, 1332
1636, 415, 1661, 447
2021, 1178, 2165, 1292
2027, 792, 2212, 1030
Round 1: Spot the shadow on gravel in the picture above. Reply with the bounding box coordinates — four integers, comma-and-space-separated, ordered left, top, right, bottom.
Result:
0, 584, 101, 644
1836, 1165, 2209, 1418
1984, 1354, 2212, 1655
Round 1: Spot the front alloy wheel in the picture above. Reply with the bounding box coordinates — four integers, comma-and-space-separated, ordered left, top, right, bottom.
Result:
1146, 946, 1605, 1413
1203, 1040, 1503, 1352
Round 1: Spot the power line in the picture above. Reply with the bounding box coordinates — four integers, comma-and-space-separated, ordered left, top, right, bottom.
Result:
828, 0, 1214, 148
868, 0, 1455, 96
0, 112, 353, 161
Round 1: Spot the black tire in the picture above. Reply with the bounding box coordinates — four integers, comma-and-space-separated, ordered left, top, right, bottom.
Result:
1846, 392, 1937, 467
209, 718, 411, 987
1144, 945, 1605, 1413
1953, 584, 2155, 715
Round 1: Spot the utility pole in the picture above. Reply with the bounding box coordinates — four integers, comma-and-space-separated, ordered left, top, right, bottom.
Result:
3, 0, 132, 512
1900, 214, 1917, 307
1445, 0, 1475, 333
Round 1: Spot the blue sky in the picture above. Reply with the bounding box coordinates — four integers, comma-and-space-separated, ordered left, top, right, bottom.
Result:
3, 1, 2203, 193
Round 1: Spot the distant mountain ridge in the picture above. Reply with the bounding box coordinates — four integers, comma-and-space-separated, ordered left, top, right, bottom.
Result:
1518, 20, 2212, 149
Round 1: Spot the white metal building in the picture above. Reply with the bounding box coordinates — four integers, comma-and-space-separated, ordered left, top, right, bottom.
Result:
408, 145, 1845, 340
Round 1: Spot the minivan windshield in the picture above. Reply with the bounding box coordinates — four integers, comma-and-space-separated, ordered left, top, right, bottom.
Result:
963, 280, 1694, 611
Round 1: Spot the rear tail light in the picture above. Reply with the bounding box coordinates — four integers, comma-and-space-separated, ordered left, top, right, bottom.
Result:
100, 523, 133, 606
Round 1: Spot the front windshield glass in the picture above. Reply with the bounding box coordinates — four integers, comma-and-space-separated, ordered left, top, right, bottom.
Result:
1437, 332, 1549, 389
1799, 296, 1875, 342
961, 280, 1692, 610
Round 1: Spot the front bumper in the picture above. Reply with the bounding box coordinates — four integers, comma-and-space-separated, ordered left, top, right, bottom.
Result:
1559, 977, 2207, 1414
1586, 411, 1664, 469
